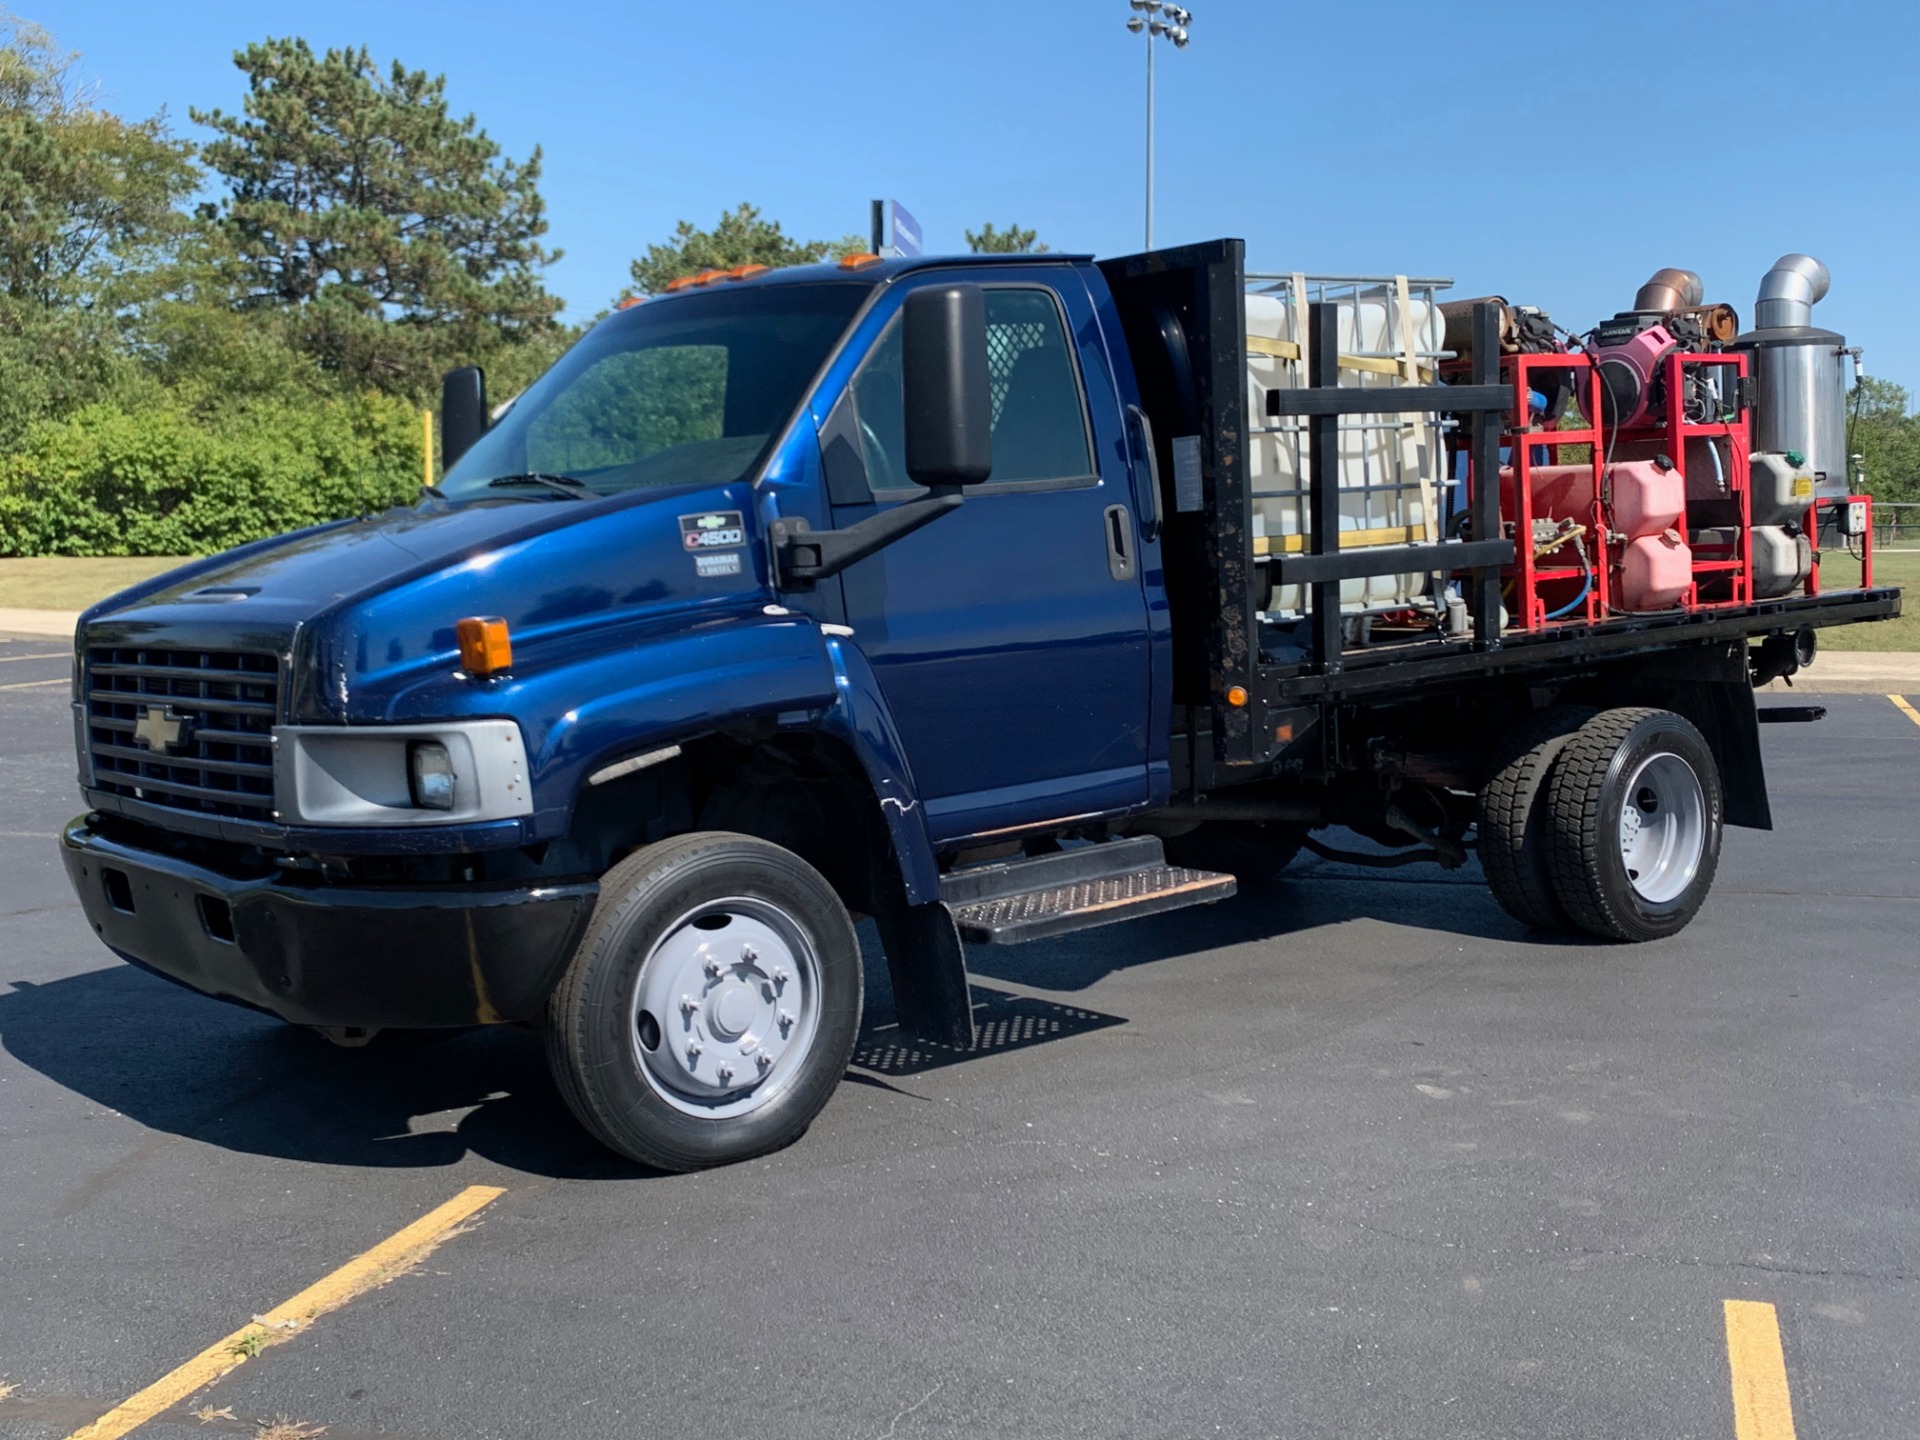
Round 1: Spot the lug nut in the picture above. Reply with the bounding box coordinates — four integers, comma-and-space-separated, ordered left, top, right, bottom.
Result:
778, 1010, 794, 1032
741, 944, 758, 963
772, 967, 790, 986
680, 995, 698, 1015
686, 1041, 702, 1062
703, 957, 722, 978
757, 1051, 774, 1070
717, 1063, 734, 1084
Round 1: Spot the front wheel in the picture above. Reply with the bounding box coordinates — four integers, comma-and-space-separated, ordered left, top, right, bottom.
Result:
1544, 708, 1723, 942
545, 832, 864, 1171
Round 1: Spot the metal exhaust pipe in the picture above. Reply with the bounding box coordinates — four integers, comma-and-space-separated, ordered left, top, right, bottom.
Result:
1753, 253, 1830, 330
1633, 267, 1705, 314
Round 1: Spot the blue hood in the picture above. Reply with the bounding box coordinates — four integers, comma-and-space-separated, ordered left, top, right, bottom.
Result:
83, 484, 776, 722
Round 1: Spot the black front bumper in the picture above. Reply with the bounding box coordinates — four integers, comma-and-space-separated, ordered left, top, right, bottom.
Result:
61, 818, 598, 1029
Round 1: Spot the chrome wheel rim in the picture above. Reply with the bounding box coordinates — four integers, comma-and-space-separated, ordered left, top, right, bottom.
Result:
1617, 751, 1706, 905
631, 897, 821, 1120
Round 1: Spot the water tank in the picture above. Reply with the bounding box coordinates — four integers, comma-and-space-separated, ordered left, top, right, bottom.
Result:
1730, 255, 1851, 503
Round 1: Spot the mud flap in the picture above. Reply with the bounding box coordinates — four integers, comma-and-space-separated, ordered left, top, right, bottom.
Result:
870, 897, 975, 1050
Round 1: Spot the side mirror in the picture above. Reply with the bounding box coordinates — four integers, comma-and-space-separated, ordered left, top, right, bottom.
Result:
440, 366, 488, 468
902, 285, 992, 487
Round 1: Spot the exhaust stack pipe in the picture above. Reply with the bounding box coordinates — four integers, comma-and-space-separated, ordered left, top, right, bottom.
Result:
1633, 267, 1704, 314
1753, 253, 1830, 330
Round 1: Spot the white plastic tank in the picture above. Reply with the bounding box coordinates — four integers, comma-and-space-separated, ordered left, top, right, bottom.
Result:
1247, 278, 1451, 619
1749, 451, 1817, 528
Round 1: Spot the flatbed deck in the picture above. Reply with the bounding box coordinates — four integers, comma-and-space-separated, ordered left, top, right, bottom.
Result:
1261, 587, 1902, 703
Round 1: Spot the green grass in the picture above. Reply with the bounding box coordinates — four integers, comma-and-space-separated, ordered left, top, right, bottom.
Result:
1816, 547, 1916, 650
0, 557, 196, 610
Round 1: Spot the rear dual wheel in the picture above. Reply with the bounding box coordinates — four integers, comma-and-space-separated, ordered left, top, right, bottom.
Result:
1543, 708, 1721, 942
1479, 705, 1722, 942
1477, 706, 1597, 931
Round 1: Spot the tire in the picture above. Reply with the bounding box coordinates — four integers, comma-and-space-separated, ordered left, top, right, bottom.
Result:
1544, 708, 1723, 942
1476, 705, 1597, 931
545, 831, 863, 1171
1161, 820, 1305, 887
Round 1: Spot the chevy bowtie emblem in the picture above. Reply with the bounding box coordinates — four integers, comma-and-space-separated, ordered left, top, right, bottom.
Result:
133, 705, 192, 755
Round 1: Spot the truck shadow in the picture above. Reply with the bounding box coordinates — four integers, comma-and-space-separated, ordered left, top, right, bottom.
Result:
0, 966, 637, 1180
0, 863, 1564, 1179
0, 949, 1129, 1180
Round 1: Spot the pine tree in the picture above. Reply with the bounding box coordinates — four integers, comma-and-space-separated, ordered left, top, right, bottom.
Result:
192, 37, 561, 395
965, 222, 1047, 255
625, 203, 864, 297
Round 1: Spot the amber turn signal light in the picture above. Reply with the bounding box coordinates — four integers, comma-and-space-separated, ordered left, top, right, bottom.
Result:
1226, 685, 1249, 707
457, 617, 512, 677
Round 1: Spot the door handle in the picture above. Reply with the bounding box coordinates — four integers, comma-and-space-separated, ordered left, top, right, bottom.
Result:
1103, 504, 1137, 582
1125, 404, 1163, 541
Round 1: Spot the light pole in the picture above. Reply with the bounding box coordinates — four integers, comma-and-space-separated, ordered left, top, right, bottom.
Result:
1125, 1, 1190, 250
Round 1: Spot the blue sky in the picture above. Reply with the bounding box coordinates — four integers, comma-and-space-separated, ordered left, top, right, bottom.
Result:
39, 0, 1920, 392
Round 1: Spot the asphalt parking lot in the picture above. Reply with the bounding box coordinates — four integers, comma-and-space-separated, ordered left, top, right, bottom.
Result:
1, 633, 1914, 1440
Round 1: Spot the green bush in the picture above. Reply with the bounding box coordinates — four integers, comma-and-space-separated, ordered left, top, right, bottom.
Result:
0, 392, 423, 556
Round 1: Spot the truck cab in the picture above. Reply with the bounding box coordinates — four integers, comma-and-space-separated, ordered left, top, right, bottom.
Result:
62, 253, 1193, 1169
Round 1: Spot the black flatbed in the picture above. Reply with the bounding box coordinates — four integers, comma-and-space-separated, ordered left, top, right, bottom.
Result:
1261, 587, 1903, 704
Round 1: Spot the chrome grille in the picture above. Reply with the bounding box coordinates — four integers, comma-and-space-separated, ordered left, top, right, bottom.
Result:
85, 646, 280, 819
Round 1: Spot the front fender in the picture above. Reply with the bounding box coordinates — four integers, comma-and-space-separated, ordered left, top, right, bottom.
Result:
379, 613, 941, 903
494, 616, 840, 836
817, 634, 940, 904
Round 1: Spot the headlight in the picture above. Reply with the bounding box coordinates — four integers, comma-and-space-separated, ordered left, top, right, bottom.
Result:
408, 741, 457, 810
274, 721, 531, 826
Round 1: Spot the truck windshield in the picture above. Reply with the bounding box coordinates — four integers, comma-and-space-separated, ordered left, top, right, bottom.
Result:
439, 282, 869, 501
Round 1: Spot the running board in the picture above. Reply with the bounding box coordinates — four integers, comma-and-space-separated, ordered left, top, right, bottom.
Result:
940, 836, 1236, 944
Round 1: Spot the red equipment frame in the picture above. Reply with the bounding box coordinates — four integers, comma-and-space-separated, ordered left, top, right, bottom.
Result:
1450, 348, 1784, 632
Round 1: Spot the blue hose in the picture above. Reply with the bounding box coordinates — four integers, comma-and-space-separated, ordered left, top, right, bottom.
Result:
1545, 567, 1593, 620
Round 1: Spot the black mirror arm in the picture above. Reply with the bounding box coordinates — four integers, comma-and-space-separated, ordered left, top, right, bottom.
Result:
1126, 404, 1163, 540
770, 488, 964, 586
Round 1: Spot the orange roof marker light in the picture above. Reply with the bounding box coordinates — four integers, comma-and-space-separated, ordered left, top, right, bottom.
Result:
665, 264, 774, 292
838, 252, 883, 271
616, 295, 645, 310
456, 617, 513, 678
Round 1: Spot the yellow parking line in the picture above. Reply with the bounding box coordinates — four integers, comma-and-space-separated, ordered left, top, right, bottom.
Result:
0, 677, 67, 692
1724, 1299, 1798, 1440
63, 1184, 505, 1440
1890, 694, 1920, 729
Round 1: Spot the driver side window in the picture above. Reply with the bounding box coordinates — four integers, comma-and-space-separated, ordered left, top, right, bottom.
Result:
851, 319, 908, 494
851, 286, 1094, 494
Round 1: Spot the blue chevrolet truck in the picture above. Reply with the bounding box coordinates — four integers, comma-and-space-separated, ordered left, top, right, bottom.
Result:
60, 242, 1900, 1169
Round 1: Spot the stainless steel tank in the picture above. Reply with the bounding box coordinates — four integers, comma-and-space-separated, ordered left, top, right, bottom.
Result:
1731, 255, 1851, 502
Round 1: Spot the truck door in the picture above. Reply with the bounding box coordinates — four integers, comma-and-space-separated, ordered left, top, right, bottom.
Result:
824, 273, 1154, 844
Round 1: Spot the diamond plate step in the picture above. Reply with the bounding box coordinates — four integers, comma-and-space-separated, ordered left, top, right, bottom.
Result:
948, 864, 1236, 944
